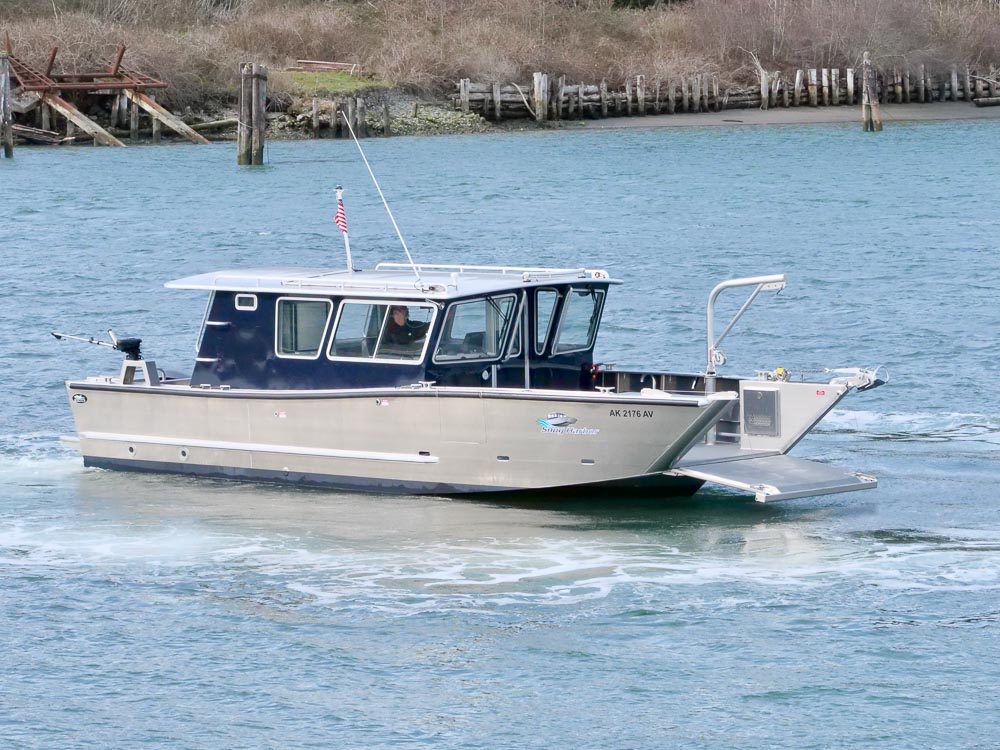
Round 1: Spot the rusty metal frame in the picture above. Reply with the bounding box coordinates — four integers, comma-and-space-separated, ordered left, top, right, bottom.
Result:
6, 44, 166, 93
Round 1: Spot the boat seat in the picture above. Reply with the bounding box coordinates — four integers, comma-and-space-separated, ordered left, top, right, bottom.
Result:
461, 332, 485, 353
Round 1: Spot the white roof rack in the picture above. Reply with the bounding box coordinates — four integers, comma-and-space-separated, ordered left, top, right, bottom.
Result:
166, 264, 619, 299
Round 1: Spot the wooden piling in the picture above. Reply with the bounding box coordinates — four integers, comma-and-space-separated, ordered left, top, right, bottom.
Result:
712, 76, 721, 111
821, 68, 830, 105
990, 66, 998, 97
41, 103, 50, 131
459, 79, 470, 113
759, 69, 769, 110
150, 94, 161, 143
250, 63, 267, 164
1, 52, 12, 158
769, 73, 779, 108
862, 51, 882, 132
532, 72, 548, 122
653, 80, 661, 114
382, 101, 391, 136
917, 64, 926, 102
831, 68, 840, 105
237, 63, 252, 164
964, 66, 973, 101
793, 69, 803, 106
846, 68, 855, 104
356, 96, 367, 137
330, 99, 340, 138
666, 79, 676, 114
599, 79, 608, 117
692, 75, 702, 113
903, 69, 911, 103
492, 82, 502, 121
807, 69, 818, 106
555, 75, 566, 119
129, 94, 139, 143
312, 96, 320, 137
345, 98, 355, 138
636, 75, 645, 115
625, 78, 633, 115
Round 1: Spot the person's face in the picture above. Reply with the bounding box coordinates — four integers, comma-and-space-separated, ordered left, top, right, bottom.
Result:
392, 307, 408, 325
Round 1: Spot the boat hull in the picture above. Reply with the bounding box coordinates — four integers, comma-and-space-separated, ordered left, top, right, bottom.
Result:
66, 382, 735, 494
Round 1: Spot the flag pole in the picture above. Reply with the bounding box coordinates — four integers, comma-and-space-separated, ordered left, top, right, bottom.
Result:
335, 185, 354, 273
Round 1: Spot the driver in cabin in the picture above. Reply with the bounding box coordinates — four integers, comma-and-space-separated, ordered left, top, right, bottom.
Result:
383, 305, 429, 346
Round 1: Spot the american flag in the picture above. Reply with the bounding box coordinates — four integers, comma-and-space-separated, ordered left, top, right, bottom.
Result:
334, 198, 348, 234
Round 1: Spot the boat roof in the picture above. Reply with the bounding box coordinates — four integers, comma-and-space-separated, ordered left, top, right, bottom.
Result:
165, 262, 621, 300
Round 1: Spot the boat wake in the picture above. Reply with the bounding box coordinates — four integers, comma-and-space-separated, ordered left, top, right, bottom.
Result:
3, 514, 998, 616
820, 409, 1000, 445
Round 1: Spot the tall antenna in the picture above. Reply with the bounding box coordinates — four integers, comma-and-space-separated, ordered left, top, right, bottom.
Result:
341, 114, 422, 285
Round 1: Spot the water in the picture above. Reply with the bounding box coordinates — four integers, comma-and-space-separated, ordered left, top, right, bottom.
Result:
2, 122, 999, 749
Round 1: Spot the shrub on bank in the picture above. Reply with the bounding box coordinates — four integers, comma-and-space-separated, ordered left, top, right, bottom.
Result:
3, 0, 999, 111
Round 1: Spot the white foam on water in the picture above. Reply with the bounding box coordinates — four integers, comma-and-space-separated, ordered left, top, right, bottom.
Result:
821, 408, 1000, 443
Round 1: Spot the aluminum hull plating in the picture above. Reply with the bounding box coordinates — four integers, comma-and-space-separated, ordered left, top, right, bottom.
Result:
67, 382, 736, 494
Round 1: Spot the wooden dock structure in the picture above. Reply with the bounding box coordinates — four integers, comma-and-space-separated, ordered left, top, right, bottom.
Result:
456, 62, 1000, 122
1, 39, 209, 147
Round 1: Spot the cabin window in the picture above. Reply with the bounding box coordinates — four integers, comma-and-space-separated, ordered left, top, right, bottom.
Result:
235, 294, 257, 311
434, 295, 516, 362
328, 301, 435, 363
275, 297, 332, 359
195, 291, 216, 354
507, 295, 524, 359
552, 287, 605, 355
535, 288, 559, 355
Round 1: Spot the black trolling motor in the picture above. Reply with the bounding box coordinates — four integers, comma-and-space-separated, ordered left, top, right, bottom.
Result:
51, 329, 143, 360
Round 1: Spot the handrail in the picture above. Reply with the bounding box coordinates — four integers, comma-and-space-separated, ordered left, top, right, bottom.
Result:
375, 262, 594, 278
705, 274, 786, 441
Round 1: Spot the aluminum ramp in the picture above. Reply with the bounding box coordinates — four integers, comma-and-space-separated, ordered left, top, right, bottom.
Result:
668, 451, 877, 503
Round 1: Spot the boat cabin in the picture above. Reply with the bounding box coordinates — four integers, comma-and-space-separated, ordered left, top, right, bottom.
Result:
166, 263, 619, 391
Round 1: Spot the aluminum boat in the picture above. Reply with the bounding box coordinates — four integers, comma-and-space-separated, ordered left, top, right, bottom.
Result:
60, 262, 885, 502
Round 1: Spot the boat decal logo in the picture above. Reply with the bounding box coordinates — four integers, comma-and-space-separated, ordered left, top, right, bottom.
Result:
72, 393, 87, 404
537, 412, 599, 436
538, 412, 577, 428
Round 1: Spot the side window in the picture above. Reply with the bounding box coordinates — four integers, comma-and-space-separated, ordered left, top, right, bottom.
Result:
507, 296, 524, 359
435, 295, 515, 362
535, 288, 559, 355
329, 301, 434, 363
235, 294, 257, 311
276, 298, 332, 358
552, 287, 605, 355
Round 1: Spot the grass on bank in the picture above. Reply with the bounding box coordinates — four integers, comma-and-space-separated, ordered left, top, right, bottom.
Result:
284, 71, 391, 96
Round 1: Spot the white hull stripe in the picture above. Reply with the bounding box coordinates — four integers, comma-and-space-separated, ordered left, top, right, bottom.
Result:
79, 432, 439, 464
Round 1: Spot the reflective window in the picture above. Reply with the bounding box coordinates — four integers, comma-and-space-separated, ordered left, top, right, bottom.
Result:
235, 294, 257, 311
535, 288, 559, 354
552, 287, 605, 354
276, 298, 332, 358
329, 301, 434, 363
434, 295, 516, 362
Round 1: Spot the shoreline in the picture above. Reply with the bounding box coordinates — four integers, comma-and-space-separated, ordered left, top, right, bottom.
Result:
556, 100, 1000, 131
